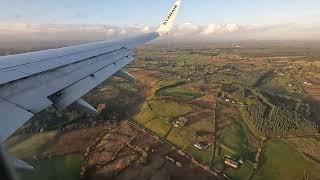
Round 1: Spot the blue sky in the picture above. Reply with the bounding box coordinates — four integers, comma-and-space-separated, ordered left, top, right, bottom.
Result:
2, 0, 320, 26
1, 0, 320, 41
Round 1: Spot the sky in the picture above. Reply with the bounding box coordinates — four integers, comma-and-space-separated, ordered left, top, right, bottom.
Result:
1, 0, 320, 41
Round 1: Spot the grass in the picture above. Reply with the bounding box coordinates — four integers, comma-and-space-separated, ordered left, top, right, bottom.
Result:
115, 82, 139, 93
239, 108, 267, 140
159, 78, 185, 88
133, 103, 157, 124
148, 100, 192, 118
220, 121, 255, 161
157, 87, 202, 101
4, 134, 31, 149
9, 131, 58, 159
214, 148, 255, 179
287, 137, 320, 163
18, 154, 82, 180
221, 122, 245, 149
144, 117, 172, 137
218, 144, 237, 155
185, 144, 212, 165
189, 121, 214, 133
225, 161, 255, 180
166, 127, 196, 149
308, 170, 320, 180
253, 140, 320, 180
258, 73, 300, 96
240, 118, 261, 154
213, 148, 230, 171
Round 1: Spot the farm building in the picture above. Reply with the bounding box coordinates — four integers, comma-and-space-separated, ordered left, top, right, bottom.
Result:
224, 156, 243, 168
194, 141, 210, 150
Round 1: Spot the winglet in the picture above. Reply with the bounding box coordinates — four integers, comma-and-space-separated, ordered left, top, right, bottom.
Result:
156, 0, 181, 36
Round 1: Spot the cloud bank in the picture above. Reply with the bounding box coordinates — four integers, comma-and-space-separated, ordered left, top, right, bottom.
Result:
0, 22, 319, 42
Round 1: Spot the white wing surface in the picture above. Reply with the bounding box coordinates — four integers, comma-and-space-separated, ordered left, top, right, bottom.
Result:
0, 0, 181, 143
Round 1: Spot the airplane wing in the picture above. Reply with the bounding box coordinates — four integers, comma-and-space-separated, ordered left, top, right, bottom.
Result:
0, 0, 181, 161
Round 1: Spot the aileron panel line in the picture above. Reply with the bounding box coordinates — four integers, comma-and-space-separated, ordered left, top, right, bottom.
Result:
53, 55, 134, 110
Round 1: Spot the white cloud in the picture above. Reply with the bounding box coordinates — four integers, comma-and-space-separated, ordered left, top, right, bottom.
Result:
201, 24, 222, 35
225, 24, 240, 33
0, 22, 319, 41
106, 28, 115, 35
201, 24, 241, 35
176, 22, 200, 35
119, 29, 127, 35
0, 22, 32, 33
142, 26, 150, 33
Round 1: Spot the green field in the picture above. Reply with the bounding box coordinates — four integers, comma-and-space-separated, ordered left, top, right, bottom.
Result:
157, 86, 202, 101
166, 127, 196, 148
189, 120, 214, 133
8, 131, 58, 159
225, 161, 255, 180
115, 82, 139, 93
18, 154, 82, 180
148, 100, 192, 118
220, 121, 256, 161
258, 73, 300, 96
287, 137, 320, 161
144, 117, 172, 137
185, 144, 212, 165
159, 78, 185, 88
133, 103, 157, 124
253, 140, 320, 180
5, 132, 82, 180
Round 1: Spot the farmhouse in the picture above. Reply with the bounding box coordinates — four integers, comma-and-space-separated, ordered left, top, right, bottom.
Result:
304, 81, 313, 86
224, 156, 243, 169
194, 141, 210, 150
173, 117, 188, 127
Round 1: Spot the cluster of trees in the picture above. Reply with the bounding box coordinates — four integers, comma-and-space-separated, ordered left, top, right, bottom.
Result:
258, 89, 312, 118
243, 102, 317, 137
222, 84, 240, 93
15, 107, 85, 134
16, 103, 129, 135
188, 50, 220, 57
252, 71, 273, 87
216, 69, 269, 87
99, 104, 128, 121
223, 84, 318, 138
